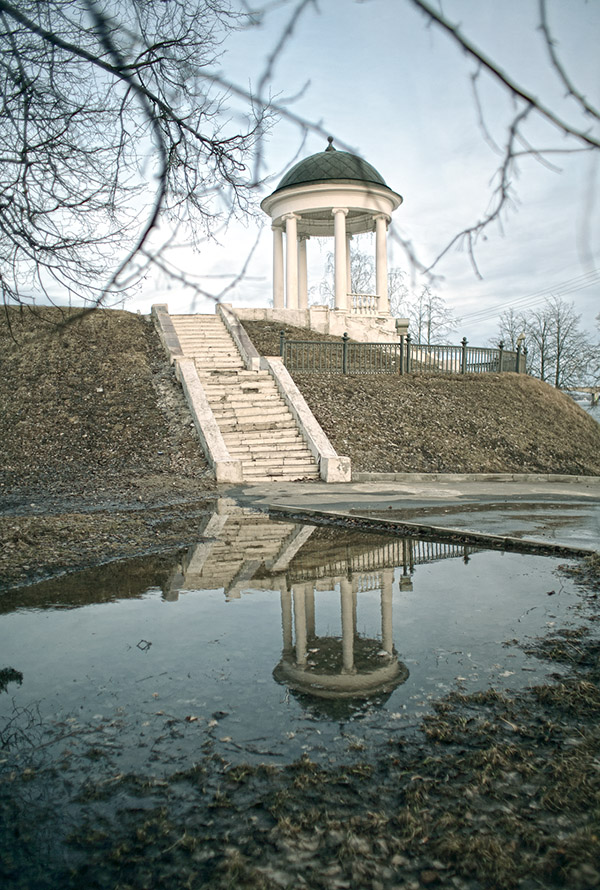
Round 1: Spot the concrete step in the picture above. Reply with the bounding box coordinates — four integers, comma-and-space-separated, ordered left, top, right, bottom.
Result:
207, 394, 282, 406
198, 370, 271, 381
241, 455, 317, 468
211, 406, 291, 421
227, 442, 310, 456
224, 430, 301, 443
201, 380, 276, 391
171, 316, 223, 326
218, 418, 299, 432
242, 468, 320, 481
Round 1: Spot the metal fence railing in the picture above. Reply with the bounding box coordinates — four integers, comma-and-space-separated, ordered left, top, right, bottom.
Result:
280, 331, 527, 376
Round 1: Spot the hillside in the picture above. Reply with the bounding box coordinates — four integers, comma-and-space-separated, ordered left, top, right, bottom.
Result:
243, 320, 600, 476
0, 306, 214, 510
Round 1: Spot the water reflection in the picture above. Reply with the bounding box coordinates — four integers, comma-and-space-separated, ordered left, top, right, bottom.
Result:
0, 500, 585, 768
162, 501, 476, 713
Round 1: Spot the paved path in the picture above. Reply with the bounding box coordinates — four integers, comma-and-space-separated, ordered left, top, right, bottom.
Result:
229, 477, 600, 553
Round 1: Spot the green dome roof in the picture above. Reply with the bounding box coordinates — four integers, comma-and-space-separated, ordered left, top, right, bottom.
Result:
274, 139, 389, 193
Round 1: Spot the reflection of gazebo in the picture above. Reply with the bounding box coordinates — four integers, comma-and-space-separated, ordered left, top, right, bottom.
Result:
273, 569, 409, 709
260, 138, 403, 316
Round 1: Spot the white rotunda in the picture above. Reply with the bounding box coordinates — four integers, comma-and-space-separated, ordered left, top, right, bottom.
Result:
258, 138, 403, 341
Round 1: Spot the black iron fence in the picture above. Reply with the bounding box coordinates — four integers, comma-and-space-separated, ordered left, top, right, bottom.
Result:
280, 331, 526, 376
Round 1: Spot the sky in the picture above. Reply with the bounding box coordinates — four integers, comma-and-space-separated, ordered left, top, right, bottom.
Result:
131, 0, 600, 344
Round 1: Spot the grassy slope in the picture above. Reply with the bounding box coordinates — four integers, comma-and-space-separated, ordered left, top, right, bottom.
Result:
243, 320, 600, 475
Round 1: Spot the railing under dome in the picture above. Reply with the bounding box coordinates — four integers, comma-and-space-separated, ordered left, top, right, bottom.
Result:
350, 293, 379, 315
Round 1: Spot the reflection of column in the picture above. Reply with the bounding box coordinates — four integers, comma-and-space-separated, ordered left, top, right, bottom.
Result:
272, 225, 284, 309
340, 577, 355, 673
292, 584, 307, 666
298, 235, 309, 310
332, 208, 349, 311
400, 538, 414, 591
284, 213, 299, 310
281, 587, 293, 654
375, 214, 389, 314
305, 585, 315, 638
381, 568, 394, 655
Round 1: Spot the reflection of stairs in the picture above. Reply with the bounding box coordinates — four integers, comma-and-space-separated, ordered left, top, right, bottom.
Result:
180, 508, 302, 597
170, 314, 319, 482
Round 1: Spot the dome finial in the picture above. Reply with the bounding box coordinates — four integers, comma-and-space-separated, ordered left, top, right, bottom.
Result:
325, 135, 336, 152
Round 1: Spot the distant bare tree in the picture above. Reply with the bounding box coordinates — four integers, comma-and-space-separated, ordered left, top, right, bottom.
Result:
312, 248, 409, 316
497, 296, 599, 387
497, 308, 527, 352
408, 286, 458, 345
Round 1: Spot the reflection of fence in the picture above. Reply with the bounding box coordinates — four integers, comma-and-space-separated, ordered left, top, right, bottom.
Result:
289, 539, 473, 582
280, 332, 526, 376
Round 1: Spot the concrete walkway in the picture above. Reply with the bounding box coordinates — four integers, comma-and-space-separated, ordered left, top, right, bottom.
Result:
229, 476, 600, 554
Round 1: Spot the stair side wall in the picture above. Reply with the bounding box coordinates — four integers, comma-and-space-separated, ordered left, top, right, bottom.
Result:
218, 304, 351, 484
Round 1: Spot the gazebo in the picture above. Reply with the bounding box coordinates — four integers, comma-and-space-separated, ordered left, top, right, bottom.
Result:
260, 137, 403, 318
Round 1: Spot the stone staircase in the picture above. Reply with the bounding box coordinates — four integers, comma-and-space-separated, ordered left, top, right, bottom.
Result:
169, 314, 320, 482
178, 508, 299, 597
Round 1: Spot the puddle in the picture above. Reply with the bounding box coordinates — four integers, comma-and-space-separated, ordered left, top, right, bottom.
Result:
0, 505, 591, 780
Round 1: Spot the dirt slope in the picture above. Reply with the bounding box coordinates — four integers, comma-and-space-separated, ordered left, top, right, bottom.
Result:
243, 320, 600, 476
0, 305, 214, 510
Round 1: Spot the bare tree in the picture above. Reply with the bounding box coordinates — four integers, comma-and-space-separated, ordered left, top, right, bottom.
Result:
498, 296, 598, 387
408, 286, 458, 345
0, 0, 267, 310
497, 308, 526, 352
3, 0, 598, 314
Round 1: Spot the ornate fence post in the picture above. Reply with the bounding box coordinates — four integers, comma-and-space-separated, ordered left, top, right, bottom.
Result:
279, 329, 285, 359
399, 336, 404, 376
461, 337, 468, 374
523, 346, 528, 374
342, 332, 349, 375
516, 341, 522, 373
406, 334, 411, 373
498, 339, 504, 373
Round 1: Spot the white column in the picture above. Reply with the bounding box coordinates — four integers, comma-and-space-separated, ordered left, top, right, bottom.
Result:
298, 235, 309, 310
284, 213, 299, 310
332, 208, 349, 311
272, 225, 284, 309
340, 577, 355, 673
346, 234, 353, 304
375, 214, 389, 314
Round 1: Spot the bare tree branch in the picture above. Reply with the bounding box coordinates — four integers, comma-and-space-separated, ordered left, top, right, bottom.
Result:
538, 0, 600, 124
407, 0, 600, 149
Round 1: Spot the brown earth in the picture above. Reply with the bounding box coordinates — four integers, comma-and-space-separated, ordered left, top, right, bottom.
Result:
243, 320, 600, 476
0, 306, 216, 589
